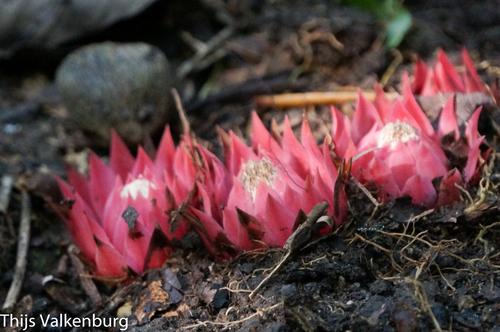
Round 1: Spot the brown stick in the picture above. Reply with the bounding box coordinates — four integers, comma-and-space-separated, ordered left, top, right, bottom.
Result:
253, 91, 400, 108
2, 191, 31, 312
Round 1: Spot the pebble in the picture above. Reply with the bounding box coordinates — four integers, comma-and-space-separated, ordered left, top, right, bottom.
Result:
56, 42, 171, 145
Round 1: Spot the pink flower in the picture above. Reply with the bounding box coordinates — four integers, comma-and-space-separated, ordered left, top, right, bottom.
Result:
412, 48, 487, 96
410, 48, 492, 185
190, 112, 347, 255
331, 80, 484, 208
55, 129, 197, 277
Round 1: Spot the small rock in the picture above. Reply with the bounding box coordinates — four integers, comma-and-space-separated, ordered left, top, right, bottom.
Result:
210, 283, 229, 312
393, 309, 417, 332
56, 42, 171, 145
281, 284, 300, 306
117, 302, 133, 318
457, 295, 476, 311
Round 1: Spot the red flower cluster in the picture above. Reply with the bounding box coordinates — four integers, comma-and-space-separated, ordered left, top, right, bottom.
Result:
55, 116, 347, 275
55, 129, 196, 277
55, 49, 489, 277
331, 49, 489, 207
192, 113, 347, 255
412, 48, 486, 96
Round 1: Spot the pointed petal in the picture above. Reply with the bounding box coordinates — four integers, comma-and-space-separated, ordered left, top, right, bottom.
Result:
56, 178, 98, 261
251, 112, 283, 160
465, 106, 482, 147
464, 137, 484, 182
65, 164, 92, 207
123, 220, 151, 274
155, 126, 176, 177
373, 82, 392, 119
144, 222, 171, 270
228, 131, 255, 175
420, 68, 439, 95
412, 59, 429, 94
300, 177, 325, 214
412, 133, 448, 179
101, 176, 126, 244
191, 208, 230, 257
437, 95, 460, 140
131, 147, 156, 178
402, 72, 436, 138
330, 106, 353, 158
236, 207, 266, 243
301, 113, 323, 162
261, 194, 295, 247
434, 49, 466, 93
94, 236, 127, 276
367, 156, 401, 201
281, 116, 309, 178
173, 143, 197, 190
88, 152, 116, 217
437, 169, 462, 207
222, 208, 253, 251
461, 47, 486, 93
401, 174, 437, 207
386, 100, 420, 130
377, 141, 417, 191
226, 177, 254, 214
218, 126, 233, 169
110, 130, 135, 182
352, 89, 382, 144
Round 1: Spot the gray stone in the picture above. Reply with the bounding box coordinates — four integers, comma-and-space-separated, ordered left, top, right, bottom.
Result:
56, 42, 171, 145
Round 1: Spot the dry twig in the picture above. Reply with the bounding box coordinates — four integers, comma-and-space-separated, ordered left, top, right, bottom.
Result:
254, 90, 400, 108
2, 191, 31, 312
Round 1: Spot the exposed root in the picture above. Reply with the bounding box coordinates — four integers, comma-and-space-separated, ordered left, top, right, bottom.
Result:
181, 302, 282, 330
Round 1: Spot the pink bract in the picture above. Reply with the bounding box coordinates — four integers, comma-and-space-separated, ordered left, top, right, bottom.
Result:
55, 128, 196, 277
331, 78, 484, 208
190, 112, 347, 254
412, 48, 487, 96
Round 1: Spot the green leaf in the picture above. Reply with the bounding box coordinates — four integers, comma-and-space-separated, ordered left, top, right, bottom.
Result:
385, 9, 412, 48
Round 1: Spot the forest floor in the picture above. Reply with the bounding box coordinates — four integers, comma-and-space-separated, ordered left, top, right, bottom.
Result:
2, 0, 500, 331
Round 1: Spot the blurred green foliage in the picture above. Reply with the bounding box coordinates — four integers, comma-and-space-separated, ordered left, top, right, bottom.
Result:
342, 0, 412, 48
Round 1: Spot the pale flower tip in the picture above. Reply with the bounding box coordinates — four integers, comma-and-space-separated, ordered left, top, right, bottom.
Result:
121, 177, 156, 200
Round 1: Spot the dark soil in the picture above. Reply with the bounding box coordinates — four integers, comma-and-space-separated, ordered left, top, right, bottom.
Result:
1, 0, 500, 331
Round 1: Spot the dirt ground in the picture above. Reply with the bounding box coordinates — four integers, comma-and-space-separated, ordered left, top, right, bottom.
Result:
1, 0, 500, 331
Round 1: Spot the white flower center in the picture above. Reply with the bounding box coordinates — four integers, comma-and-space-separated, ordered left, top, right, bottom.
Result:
240, 158, 277, 200
377, 121, 419, 148
120, 177, 157, 200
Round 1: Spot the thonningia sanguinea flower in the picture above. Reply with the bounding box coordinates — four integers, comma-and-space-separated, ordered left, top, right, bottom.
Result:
412, 48, 487, 96
331, 79, 484, 208
54, 128, 197, 277
189, 112, 347, 255
410, 48, 492, 185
